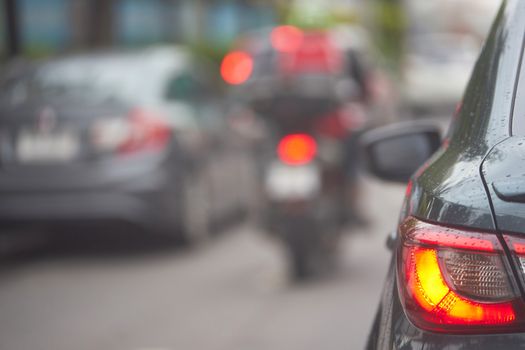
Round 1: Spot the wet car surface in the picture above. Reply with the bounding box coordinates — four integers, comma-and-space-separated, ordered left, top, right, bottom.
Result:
365, 0, 525, 348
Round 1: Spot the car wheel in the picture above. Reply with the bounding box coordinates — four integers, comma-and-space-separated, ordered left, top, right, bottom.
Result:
179, 170, 211, 246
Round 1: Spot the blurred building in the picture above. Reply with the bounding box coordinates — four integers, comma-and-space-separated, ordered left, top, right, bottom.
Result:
0, 5, 5, 57
1, 0, 278, 59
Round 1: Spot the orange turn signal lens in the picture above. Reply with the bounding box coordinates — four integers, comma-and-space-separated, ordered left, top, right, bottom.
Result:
408, 248, 450, 312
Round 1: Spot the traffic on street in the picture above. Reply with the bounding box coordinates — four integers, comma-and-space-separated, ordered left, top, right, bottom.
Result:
0, 0, 508, 349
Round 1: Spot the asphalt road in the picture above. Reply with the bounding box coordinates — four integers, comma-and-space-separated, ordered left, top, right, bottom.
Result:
0, 177, 404, 350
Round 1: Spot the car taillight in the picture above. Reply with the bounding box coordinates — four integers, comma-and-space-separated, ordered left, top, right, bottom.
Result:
91, 108, 171, 156
220, 51, 253, 85
398, 217, 525, 333
278, 32, 343, 75
277, 134, 317, 166
271, 25, 304, 53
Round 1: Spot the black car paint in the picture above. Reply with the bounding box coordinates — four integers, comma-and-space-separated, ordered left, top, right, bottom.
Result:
409, 0, 525, 233
367, 0, 525, 349
483, 138, 525, 236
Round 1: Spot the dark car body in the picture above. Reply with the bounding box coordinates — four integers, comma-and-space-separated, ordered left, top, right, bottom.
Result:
0, 47, 247, 240
366, 0, 525, 348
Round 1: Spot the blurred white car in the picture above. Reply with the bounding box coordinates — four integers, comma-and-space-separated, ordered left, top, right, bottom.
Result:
402, 33, 480, 114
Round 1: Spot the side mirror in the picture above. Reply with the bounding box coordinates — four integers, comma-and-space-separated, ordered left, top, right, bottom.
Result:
360, 121, 442, 183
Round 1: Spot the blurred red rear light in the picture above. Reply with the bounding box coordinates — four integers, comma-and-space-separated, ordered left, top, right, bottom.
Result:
118, 108, 171, 154
398, 217, 525, 333
220, 51, 253, 85
277, 134, 317, 166
91, 108, 171, 156
271, 25, 304, 52
278, 32, 343, 74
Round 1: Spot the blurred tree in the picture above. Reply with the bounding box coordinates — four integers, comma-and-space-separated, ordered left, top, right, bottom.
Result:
374, 0, 406, 70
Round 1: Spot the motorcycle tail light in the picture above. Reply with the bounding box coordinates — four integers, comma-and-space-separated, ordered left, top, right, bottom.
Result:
277, 134, 317, 166
398, 217, 525, 333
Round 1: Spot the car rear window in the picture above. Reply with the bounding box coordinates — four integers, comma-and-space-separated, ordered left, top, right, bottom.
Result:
0, 56, 178, 106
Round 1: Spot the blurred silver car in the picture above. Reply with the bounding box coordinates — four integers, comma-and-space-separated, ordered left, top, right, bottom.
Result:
0, 47, 247, 243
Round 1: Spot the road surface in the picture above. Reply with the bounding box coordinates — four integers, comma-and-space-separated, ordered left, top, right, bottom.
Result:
0, 177, 405, 350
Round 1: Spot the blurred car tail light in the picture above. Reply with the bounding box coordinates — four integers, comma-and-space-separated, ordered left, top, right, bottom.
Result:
277, 134, 317, 166
398, 217, 525, 333
220, 51, 253, 85
271, 25, 304, 53
279, 32, 343, 74
91, 108, 171, 156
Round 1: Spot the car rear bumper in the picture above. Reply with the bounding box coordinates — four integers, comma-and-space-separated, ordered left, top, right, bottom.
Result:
0, 149, 189, 233
0, 171, 182, 233
0, 192, 155, 226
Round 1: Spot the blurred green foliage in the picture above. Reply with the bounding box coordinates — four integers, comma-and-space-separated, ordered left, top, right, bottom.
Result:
373, 0, 406, 71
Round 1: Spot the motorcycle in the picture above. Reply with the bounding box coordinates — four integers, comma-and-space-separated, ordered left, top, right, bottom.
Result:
260, 103, 364, 279
222, 25, 370, 279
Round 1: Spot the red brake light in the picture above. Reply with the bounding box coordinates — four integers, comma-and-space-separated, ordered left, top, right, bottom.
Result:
278, 32, 343, 74
398, 217, 525, 333
118, 109, 171, 154
277, 134, 317, 166
504, 235, 525, 286
271, 25, 304, 53
220, 51, 253, 85
506, 237, 525, 255
91, 108, 171, 156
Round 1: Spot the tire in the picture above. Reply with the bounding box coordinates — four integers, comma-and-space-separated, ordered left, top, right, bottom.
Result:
289, 241, 312, 280
282, 210, 341, 280
178, 171, 211, 246
282, 216, 317, 280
